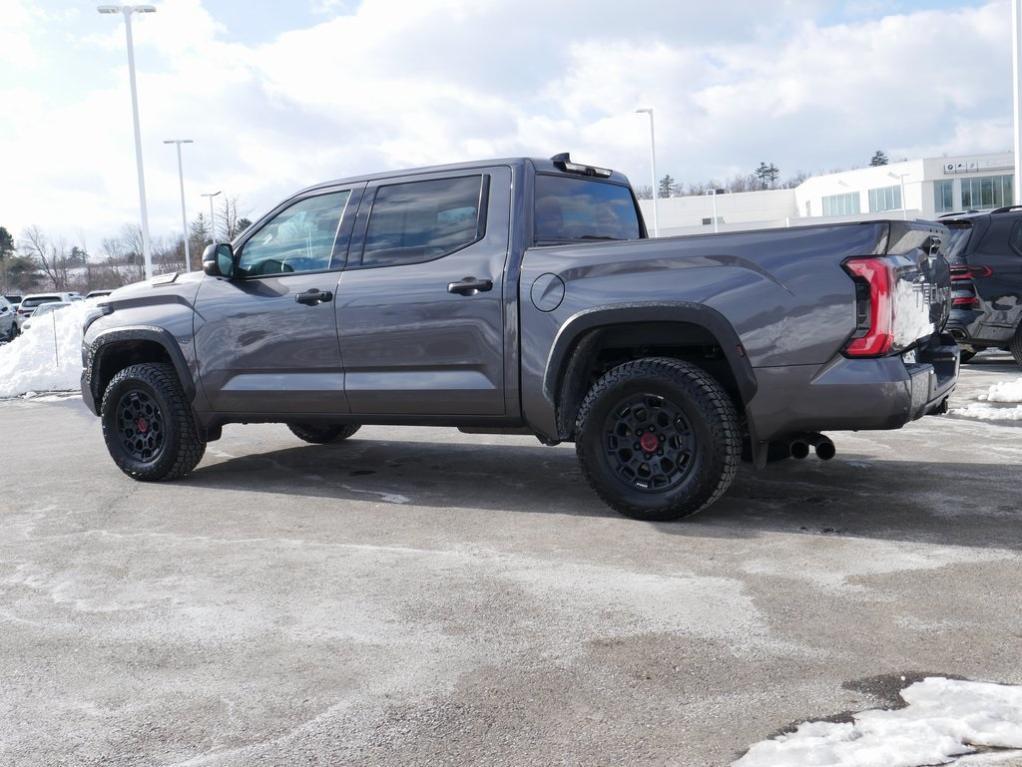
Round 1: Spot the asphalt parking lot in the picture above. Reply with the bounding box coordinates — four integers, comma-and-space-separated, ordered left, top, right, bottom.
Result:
2, 357, 1022, 767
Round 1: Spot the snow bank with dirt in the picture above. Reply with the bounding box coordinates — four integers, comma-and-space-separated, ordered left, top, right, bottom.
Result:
0, 302, 90, 398
734, 677, 1022, 767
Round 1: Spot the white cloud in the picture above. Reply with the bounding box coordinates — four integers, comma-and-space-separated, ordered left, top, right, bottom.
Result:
0, 0, 1013, 251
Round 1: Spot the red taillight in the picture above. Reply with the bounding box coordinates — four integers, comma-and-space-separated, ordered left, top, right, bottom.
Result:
953, 296, 980, 307
843, 257, 895, 357
950, 264, 993, 280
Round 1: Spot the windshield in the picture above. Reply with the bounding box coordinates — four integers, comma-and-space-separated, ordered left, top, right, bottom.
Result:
944, 224, 973, 263
534, 175, 641, 243
30, 302, 67, 316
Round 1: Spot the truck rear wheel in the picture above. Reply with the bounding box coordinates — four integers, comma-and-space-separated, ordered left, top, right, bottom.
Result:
574, 358, 740, 521
100, 363, 206, 481
287, 423, 361, 444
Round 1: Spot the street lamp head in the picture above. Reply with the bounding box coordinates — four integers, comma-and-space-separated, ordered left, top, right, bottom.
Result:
163, 139, 194, 144
97, 5, 120, 13
635, 107, 653, 115
133, 5, 157, 12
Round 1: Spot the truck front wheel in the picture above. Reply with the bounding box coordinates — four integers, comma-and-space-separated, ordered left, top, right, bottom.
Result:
287, 423, 361, 444
574, 358, 740, 521
100, 363, 206, 481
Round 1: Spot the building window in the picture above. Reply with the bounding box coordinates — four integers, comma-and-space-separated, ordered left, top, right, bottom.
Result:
821, 192, 861, 217
868, 185, 902, 213
960, 175, 1013, 210
701, 216, 723, 226
934, 180, 954, 213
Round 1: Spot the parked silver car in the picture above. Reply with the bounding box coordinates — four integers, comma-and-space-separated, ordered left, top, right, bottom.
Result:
16, 292, 82, 329
0, 296, 17, 341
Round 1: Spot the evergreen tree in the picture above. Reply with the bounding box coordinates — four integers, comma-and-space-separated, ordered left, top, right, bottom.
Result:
870, 150, 889, 167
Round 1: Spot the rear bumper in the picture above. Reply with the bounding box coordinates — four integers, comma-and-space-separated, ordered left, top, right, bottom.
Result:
947, 307, 1015, 348
747, 333, 959, 443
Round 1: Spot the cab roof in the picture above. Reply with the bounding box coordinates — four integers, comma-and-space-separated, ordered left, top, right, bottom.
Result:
298, 155, 632, 196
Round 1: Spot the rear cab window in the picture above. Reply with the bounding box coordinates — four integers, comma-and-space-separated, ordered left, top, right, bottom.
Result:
534, 174, 642, 244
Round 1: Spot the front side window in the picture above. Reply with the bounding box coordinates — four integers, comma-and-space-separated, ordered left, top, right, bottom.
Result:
534, 175, 641, 243
362, 175, 485, 268
238, 191, 350, 277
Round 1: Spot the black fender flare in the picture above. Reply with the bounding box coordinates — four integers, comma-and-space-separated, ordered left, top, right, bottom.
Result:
542, 302, 759, 444
85, 325, 196, 406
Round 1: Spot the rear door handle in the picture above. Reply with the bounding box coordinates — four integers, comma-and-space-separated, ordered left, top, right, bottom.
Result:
447, 277, 493, 296
295, 289, 333, 306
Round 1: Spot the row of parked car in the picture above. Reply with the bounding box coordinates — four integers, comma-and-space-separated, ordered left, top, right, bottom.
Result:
0, 290, 113, 342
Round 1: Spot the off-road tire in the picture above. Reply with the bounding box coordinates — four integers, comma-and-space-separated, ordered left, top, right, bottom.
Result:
1010, 326, 1022, 367
101, 363, 205, 481
575, 357, 741, 521
288, 423, 361, 444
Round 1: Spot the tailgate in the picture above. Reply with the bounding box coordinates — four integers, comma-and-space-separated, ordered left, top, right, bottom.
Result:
883, 220, 952, 350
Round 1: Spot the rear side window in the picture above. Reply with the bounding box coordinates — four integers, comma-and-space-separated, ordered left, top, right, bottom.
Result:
534, 175, 641, 243
362, 175, 485, 268
944, 224, 973, 262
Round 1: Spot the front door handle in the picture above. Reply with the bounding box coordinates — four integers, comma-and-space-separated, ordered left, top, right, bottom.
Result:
295, 288, 333, 306
448, 277, 493, 296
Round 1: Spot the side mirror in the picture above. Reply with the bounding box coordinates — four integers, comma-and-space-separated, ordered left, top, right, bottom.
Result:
202, 243, 238, 279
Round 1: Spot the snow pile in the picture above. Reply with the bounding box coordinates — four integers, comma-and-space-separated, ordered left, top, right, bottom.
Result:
0, 302, 90, 398
952, 403, 1022, 421
952, 376, 1022, 421
985, 378, 1022, 403
734, 677, 1022, 767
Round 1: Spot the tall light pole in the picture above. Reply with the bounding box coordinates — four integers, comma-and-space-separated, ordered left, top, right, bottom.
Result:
164, 139, 194, 272
1013, 0, 1022, 204
635, 108, 659, 237
706, 188, 722, 233
98, 4, 156, 280
202, 191, 222, 243
888, 171, 909, 221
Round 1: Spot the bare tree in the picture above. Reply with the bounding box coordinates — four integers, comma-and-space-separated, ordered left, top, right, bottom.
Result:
218, 196, 250, 240
20, 226, 72, 290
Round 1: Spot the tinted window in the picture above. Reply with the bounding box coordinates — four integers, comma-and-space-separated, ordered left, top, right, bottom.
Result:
239, 191, 350, 277
362, 176, 484, 267
534, 175, 641, 243
945, 224, 972, 262
1010, 222, 1022, 257
22, 296, 61, 309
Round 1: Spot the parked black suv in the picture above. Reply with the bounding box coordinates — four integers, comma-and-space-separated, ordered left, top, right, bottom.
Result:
944, 207, 1022, 365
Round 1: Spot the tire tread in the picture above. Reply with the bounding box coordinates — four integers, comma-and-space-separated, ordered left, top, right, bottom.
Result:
574, 357, 740, 520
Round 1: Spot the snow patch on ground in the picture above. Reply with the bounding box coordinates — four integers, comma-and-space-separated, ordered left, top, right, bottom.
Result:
952, 377, 1022, 421
985, 378, 1022, 404
952, 403, 1022, 421
734, 677, 1022, 767
0, 302, 90, 398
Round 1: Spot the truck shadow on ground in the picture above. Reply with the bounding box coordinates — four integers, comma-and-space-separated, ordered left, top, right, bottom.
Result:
183, 436, 1022, 550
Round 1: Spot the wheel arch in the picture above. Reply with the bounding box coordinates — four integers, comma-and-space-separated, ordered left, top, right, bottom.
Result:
86, 327, 195, 411
544, 303, 758, 441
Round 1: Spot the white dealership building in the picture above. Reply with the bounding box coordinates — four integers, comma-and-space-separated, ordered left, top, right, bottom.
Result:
639, 151, 1015, 236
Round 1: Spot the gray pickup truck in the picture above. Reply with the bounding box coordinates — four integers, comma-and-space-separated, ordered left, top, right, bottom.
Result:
81, 154, 958, 520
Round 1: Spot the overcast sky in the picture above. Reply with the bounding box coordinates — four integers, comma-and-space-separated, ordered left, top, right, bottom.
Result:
0, 0, 1010, 249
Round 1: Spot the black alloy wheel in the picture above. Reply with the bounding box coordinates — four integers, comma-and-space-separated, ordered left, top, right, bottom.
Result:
116, 389, 166, 464
602, 393, 697, 492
